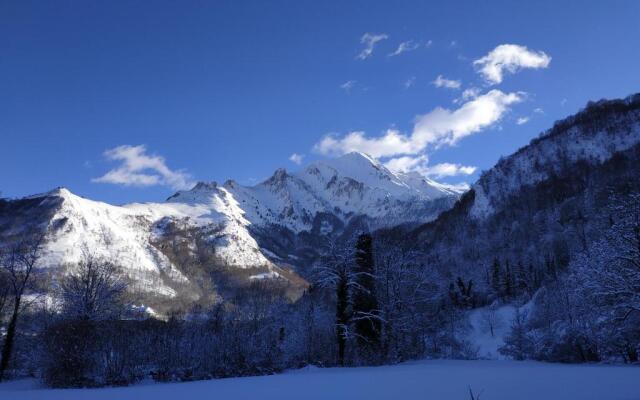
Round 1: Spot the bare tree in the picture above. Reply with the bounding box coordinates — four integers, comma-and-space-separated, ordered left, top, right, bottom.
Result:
480, 306, 503, 338
313, 237, 357, 366
570, 193, 640, 322
0, 271, 9, 319
0, 231, 46, 381
59, 248, 127, 321
375, 238, 430, 359
569, 192, 640, 362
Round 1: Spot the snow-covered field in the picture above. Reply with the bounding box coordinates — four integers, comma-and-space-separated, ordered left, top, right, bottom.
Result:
1, 360, 638, 400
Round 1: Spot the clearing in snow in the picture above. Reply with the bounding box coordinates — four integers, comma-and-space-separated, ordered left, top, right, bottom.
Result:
1, 360, 638, 400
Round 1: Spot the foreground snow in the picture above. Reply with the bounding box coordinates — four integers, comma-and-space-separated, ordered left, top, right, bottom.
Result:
1, 360, 638, 400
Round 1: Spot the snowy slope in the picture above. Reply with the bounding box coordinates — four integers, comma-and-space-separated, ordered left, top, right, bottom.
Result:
1, 152, 460, 303
471, 93, 640, 218
2, 360, 639, 400
26, 188, 189, 297
466, 304, 520, 359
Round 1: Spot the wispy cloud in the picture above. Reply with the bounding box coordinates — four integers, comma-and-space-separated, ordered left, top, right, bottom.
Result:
357, 33, 388, 60
473, 44, 551, 85
384, 156, 476, 178
314, 89, 523, 158
454, 87, 481, 104
340, 80, 357, 93
92, 145, 194, 190
289, 153, 304, 165
516, 116, 530, 125
388, 40, 420, 57
404, 76, 416, 89
383, 155, 428, 173
432, 75, 462, 90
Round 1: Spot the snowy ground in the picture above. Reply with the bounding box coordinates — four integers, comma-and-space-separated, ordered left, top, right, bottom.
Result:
466, 304, 518, 359
1, 360, 639, 400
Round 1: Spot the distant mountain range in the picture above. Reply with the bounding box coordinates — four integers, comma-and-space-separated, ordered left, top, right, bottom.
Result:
2, 92, 640, 316
0, 151, 462, 314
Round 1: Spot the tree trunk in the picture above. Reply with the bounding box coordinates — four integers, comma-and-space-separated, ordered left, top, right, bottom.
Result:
336, 277, 348, 366
627, 347, 638, 363
0, 296, 21, 381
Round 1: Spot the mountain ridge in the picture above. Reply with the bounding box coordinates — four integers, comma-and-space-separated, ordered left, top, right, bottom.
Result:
0, 151, 461, 313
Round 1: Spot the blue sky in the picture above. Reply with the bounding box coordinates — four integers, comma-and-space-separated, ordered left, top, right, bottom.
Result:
2, 1, 639, 204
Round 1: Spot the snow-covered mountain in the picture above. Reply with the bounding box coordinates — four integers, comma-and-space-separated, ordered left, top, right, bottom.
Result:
0, 152, 461, 312
168, 151, 462, 233
164, 152, 462, 273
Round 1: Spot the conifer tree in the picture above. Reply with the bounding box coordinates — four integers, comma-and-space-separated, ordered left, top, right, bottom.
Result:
491, 258, 501, 296
503, 260, 513, 298
352, 233, 380, 348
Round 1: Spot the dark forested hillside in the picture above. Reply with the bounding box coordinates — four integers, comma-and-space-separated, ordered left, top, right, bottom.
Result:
379, 94, 640, 362
403, 94, 640, 296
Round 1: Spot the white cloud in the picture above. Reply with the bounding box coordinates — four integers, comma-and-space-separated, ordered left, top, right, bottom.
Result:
412, 89, 523, 147
289, 153, 304, 165
384, 155, 476, 179
404, 76, 416, 89
314, 129, 415, 159
516, 116, 530, 125
357, 33, 388, 60
314, 89, 523, 158
388, 40, 420, 57
533, 107, 544, 114
432, 75, 462, 89
340, 80, 356, 93
461, 87, 480, 100
454, 87, 481, 104
473, 44, 551, 85
423, 162, 476, 178
384, 155, 428, 173
92, 145, 194, 190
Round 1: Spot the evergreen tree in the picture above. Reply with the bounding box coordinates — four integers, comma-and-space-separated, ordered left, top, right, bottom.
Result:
503, 260, 513, 298
491, 258, 501, 296
352, 233, 380, 349
514, 261, 527, 295
546, 255, 557, 281
499, 309, 533, 360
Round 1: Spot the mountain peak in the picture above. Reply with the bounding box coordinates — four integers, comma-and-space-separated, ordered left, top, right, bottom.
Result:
339, 151, 378, 165
24, 186, 74, 200
191, 181, 218, 191
307, 151, 385, 179
326, 152, 381, 171
265, 168, 290, 185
